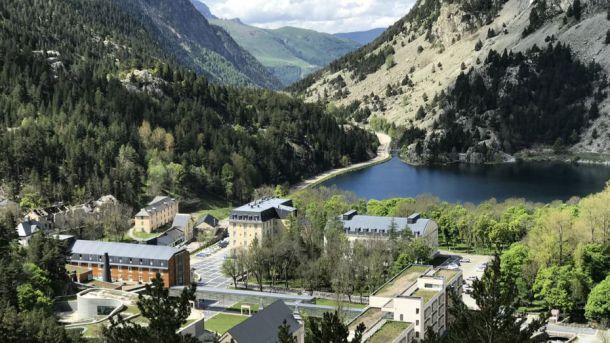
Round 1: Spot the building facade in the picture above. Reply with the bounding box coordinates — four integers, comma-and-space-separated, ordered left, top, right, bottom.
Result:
134, 196, 179, 233
367, 265, 463, 340
228, 197, 296, 252
337, 211, 439, 254
68, 240, 190, 287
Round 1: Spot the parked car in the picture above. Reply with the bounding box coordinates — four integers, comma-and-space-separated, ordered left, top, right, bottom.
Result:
218, 241, 228, 248
460, 258, 471, 263
466, 276, 478, 281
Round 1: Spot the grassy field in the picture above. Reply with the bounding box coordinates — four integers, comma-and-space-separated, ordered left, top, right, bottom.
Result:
131, 230, 160, 240
204, 313, 248, 334
184, 194, 233, 220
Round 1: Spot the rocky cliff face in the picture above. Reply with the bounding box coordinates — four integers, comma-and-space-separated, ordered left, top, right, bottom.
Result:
294, 0, 610, 163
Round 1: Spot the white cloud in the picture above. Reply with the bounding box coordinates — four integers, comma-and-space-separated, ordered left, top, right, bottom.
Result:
201, 0, 415, 33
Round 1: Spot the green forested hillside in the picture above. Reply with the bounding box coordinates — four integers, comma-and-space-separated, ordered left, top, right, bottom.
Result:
115, 0, 281, 89
408, 44, 608, 163
208, 19, 361, 86
0, 0, 377, 207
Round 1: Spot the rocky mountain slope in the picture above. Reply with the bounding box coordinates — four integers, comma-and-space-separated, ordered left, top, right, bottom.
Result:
116, 0, 281, 88
191, 1, 361, 86
292, 0, 610, 163
334, 28, 386, 45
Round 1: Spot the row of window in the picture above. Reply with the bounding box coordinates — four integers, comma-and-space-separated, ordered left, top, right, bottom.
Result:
75, 254, 165, 267
346, 228, 422, 236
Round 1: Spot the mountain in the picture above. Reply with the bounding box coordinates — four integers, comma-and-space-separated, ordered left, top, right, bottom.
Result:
292, 0, 610, 163
0, 0, 377, 206
334, 28, 386, 45
209, 19, 362, 86
189, 1, 361, 87
116, 0, 281, 89
190, 0, 216, 19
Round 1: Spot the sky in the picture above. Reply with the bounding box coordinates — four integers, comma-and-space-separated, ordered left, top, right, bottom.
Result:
200, 0, 415, 34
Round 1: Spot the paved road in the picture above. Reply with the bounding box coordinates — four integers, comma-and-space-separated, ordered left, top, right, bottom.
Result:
191, 243, 232, 288
439, 250, 492, 310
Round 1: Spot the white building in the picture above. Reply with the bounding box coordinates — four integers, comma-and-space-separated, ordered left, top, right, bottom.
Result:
349, 265, 462, 341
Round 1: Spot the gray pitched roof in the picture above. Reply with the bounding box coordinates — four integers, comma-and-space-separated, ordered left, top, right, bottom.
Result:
136, 196, 176, 217
16, 220, 43, 237
338, 211, 433, 235
232, 197, 294, 214
196, 214, 218, 227
230, 197, 296, 222
154, 227, 184, 246
70, 240, 182, 261
171, 214, 191, 229
226, 300, 300, 343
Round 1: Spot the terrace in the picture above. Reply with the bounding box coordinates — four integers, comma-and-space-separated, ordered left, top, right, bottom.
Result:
367, 321, 412, 343
433, 269, 459, 283
348, 307, 385, 333
412, 289, 438, 304
373, 265, 430, 297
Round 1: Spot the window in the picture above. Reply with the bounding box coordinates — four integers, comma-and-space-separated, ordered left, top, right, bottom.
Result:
416, 332, 419, 338
400, 314, 404, 321
416, 320, 419, 326
416, 308, 419, 314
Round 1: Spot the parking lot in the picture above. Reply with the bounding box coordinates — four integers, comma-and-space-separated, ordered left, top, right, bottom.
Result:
439, 250, 492, 309
191, 243, 232, 288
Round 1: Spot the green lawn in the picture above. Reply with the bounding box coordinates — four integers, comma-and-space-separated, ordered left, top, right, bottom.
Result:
82, 323, 105, 338
185, 194, 233, 221
368, 321, 411, 343
314, 298, 368, 309
204, 313, 248, 334
131, 230, 160, 240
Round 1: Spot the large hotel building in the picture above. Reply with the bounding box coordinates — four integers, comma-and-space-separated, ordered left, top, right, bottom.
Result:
68, 240, 190, 287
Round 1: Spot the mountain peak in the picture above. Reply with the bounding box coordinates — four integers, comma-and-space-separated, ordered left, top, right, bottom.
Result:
190, 0, 217, 19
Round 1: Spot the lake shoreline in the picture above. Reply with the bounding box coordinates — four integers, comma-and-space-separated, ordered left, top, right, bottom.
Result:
290, 132, 391, 193
318, 156, 610, 204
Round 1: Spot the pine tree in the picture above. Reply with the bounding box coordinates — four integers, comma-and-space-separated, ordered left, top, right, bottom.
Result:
278, 320, 297, 343
475, 39, 483, 51
572, 0, 582, 20
306, 311, 365, 343
103, 275, 199, 343
445, 254, 547, 343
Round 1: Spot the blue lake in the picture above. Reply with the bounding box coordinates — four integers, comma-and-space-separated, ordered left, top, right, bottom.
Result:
319, 157, 610, 203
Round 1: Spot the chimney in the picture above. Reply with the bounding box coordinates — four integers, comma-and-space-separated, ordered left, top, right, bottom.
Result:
103, 253, 112, 283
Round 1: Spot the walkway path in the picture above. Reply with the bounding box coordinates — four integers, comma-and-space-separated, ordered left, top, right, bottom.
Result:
291, 132, 391, 192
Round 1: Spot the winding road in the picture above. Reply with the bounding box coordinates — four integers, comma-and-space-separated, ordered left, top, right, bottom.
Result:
291, 132, 391, 192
